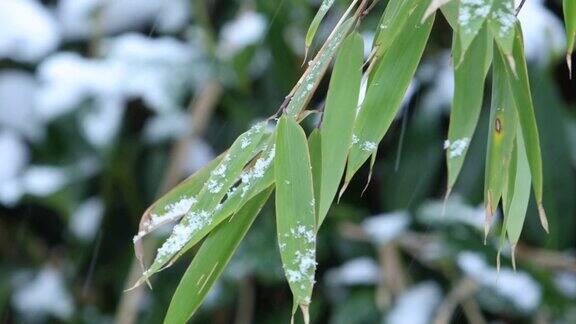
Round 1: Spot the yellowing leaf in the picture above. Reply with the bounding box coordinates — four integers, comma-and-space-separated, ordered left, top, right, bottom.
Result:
484, 46, 517, 240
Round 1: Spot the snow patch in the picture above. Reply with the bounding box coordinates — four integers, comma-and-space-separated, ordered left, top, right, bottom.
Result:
387, 282, 443, 324
69, 197, 105, 241
218, 11, 267, 57
361, 211, 410, 245
0, 0, 60, 62
457, 251, 542, 312
325, 257, 380, 286
12, 266, 74, 320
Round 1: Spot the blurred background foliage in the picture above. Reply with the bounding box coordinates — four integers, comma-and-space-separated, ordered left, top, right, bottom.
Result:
0, 0, 575, 323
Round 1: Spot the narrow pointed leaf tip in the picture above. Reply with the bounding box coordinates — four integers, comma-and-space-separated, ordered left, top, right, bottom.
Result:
563, 0, 576, 77
275, 116, 317, 308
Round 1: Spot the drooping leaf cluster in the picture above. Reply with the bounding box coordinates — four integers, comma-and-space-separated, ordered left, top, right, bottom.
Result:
131, 0, 574, 321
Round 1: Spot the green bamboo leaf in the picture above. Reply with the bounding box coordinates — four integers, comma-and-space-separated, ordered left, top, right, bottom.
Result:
142, 122, 268, 280
484, 46, 517, 240
305, 0, 335, 56
286, 18, 355, 119
171, 141, 277, 263
373, 0, 420, 57
317, 32, 363, 225
275, 116, 317, 314
487, 0, 516, 65
345, 2, 434, 184
504, 129, 530, 267
423, 0, 453, 22
308, 129, 322, 220
164, 188, 273, 324
456, 0, 493, 63
497, 134, 517, 269
563, 0, 576, 74
440, 0, 458, 29
445, 26, 492, 194
133, 154, 224, 267
500, 23, 548, 232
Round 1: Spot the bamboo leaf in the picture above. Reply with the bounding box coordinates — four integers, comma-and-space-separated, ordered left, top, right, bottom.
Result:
504, 129, 530, 264
275, 116, 317, 310
500, 23, 548, 232
440, 0, 459, 29
345, 2, 434, 184
423, 0, 453, 22
484, 46, 517, 240
446, 26, 492, 193
133, 154, 224, 268
286, 18, 355, 118
563, 0, 576, 75
308, 129, 322, 220
487, 0, 516, 66
164, 188, 273, 324
143, 122, 268, 280
456, 0, 493, 63
305, 0, 335, 56
373, 0, 420, 57
317, 32, 363, 226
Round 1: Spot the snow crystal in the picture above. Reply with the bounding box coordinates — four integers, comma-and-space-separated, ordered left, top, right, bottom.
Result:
12, 266, 74, 320
155, 210, 212, 259
386, 282, 443, 324
207, 179, 224, 194
490, 2, 516, 38
351, 134, 359, 145
283, 223, 317, 290
444, 137, 470, 158
361, 211, 410, 245
325, 257, 380, 286
218, 11, 267, 57
150, 197, 197, 228
0, 0, 60, 62
241, 137, 252, 149
240, 145, 275, 195
69, 197, 104, 241
360, 141, 377, 152
21, 166, 67, 197
457, 251, 542, 312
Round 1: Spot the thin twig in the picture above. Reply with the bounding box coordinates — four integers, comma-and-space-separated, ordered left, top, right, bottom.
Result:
515, 0, 526, 15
